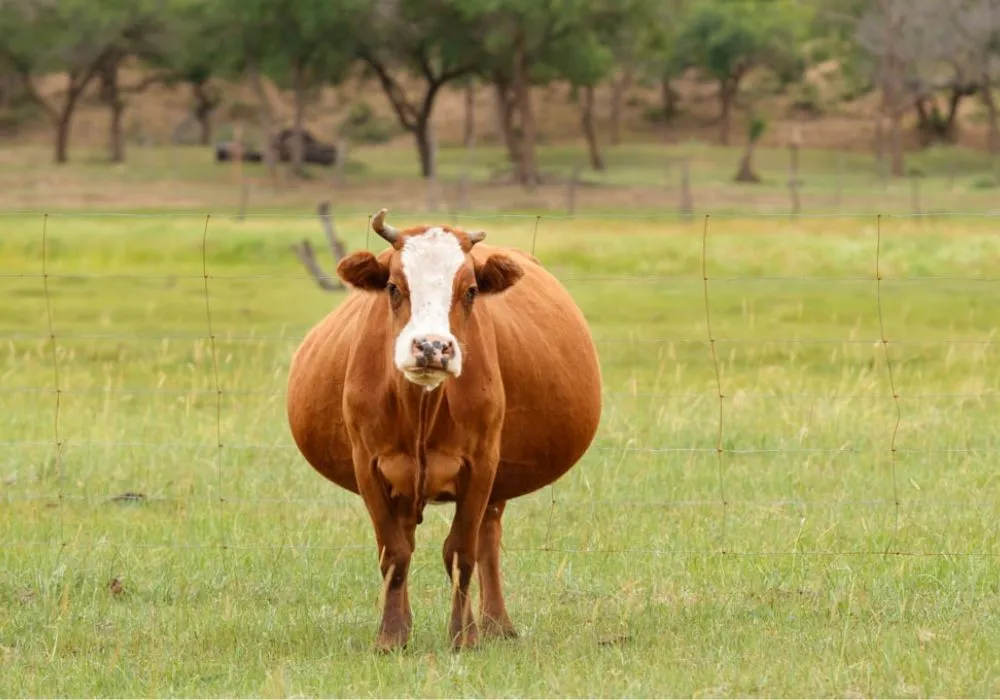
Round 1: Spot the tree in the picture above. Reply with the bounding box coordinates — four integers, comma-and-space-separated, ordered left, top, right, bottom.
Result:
638, 0, 687, 124
0, 0, 163, 163
156, 0, 229, 146
219, 0, 362, 178
469, 0, 603, 187
600, 0, 662, 145
555, 2, 635, 171
94, 4, 171, 162
355, 0, 481, 178
560, 35, 613, 171
858, 0, 1000, 158
673, 0, 809, 145
734, 115, 766, 182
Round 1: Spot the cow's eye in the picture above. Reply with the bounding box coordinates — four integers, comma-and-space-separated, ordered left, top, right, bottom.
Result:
387, 282, 401, 302
465, 286, 478, 304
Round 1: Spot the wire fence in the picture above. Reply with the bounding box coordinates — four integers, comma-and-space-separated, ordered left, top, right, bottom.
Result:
1, 210, 999, 562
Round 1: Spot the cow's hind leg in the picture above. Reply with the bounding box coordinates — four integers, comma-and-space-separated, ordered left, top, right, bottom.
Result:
477, 501, 517, 639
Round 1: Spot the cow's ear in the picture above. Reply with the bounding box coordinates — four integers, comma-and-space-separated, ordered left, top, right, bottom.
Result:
475, 253, 524, 296
337, 251, 389, 291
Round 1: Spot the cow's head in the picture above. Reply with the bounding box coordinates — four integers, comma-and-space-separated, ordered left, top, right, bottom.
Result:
336, 209, 524, 389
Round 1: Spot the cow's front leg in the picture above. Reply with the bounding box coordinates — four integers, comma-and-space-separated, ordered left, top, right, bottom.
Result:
442, 447, 500, 651
355, 449, 416, 652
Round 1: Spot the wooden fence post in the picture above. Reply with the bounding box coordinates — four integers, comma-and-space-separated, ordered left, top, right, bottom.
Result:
788, 125, 802, 221
679, 157, 693, 221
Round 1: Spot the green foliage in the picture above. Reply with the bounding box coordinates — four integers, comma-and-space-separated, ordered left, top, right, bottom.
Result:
156, 0, 231, 87
460, 0, 614, 85
0, 0, 169, 78
748, 115, 767, 143
674, 0, 811, 84
788, 81, 824, 116
337, 101, 399, 145
358, 0, 483, 84
969, 175, 998, 189
0, 98, 42, 136
224, 0, 365, 88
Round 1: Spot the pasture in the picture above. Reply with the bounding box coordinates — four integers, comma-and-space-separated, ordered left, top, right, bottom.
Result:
1, 144, 1000, 695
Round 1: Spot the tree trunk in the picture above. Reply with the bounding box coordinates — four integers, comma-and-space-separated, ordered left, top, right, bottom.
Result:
109, 100, 125, 163
360, 52, 460, 180
660, 77, 678, 121
889, 111, 904, 176
719, 78, 735, 146
247, 62, 278, 182
493, 76, 521, 165
415, 119, 435, 178
609, 66, 633, 145
982, 81, 999, 155
99, 57, 126, 163
734, 143, 760, 183
511, 30, 539, 188
193, 82, 214, 146
580, 84, 605, 171
54, 108, 73, 164
463, 82, 475, 148
291, 61, 306, 178
879, 0, 906, 177
874, 113, 885, 169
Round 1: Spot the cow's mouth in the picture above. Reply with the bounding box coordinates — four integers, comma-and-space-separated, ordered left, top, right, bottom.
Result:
402, 366, 451, 388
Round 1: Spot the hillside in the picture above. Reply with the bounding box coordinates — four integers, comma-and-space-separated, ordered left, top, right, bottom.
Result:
6, 60, 998, 162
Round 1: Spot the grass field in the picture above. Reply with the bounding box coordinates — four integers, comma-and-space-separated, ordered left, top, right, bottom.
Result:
2, 141, 1000, 696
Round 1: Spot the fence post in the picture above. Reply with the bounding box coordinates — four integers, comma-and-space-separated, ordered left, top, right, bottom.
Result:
458, 129, 476, 212
788, 125, 802, 221
233, 125, 248, 222
679, 157, 693, 221
426, 128, 439, 213
566, 164, 581, 216
834, 151, 843, 211
910, 172, 922, 217
335, 139, 348, 188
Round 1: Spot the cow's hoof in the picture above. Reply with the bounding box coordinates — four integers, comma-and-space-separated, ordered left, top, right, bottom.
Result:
481, 617, 519, 640
374, 623, 410, 653
450, 625, 480, 652
374, 636, 407, 654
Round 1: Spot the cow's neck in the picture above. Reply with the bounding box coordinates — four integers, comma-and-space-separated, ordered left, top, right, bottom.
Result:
394, 375, 447, 522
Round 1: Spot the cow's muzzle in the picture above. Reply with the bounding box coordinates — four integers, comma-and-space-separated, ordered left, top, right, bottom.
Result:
411, 335, 455, 371
400, 334, 459, 388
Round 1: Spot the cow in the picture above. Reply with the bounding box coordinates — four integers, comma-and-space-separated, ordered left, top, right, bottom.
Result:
286, 208, 602, 651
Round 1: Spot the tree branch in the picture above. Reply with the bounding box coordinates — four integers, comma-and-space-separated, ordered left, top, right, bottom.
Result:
290, 240, 342, 291
359, 49, 419, 130
2, 54, 57, 121
121, 70, 171, 94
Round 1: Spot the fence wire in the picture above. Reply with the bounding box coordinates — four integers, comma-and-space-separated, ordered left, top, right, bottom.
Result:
1, 210, 999, 561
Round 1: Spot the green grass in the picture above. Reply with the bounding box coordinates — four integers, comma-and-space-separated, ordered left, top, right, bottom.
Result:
1, 209, 1000, 697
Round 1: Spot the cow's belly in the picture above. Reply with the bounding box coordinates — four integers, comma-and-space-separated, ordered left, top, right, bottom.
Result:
488, 319, 602, 500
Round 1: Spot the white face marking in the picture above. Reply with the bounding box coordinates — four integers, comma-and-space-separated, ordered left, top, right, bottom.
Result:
394, 228, 466, 386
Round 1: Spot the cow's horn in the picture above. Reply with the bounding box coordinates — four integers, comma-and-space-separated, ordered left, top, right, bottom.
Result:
371, 208, 400, 244
467, 230, 487, 246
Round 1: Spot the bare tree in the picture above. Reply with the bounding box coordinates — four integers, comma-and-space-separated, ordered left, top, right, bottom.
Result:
858, 0, 1000, 172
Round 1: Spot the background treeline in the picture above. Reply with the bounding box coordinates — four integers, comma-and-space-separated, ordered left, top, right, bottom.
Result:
2, 0, 999, 187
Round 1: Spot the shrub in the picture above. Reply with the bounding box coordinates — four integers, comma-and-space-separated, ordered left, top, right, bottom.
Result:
337, 101, 398, 145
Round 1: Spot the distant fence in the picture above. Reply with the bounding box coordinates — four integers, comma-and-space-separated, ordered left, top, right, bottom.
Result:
1, 210, 999, 562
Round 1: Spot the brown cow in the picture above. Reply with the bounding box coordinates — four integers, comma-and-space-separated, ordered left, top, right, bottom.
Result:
286, 208, 602, 651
